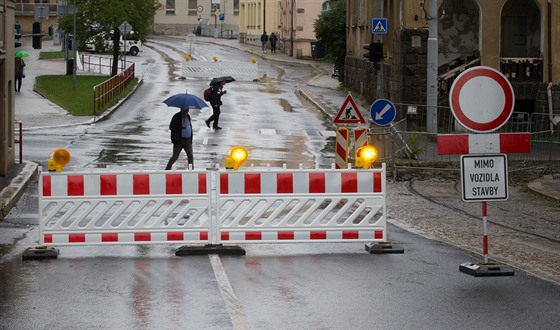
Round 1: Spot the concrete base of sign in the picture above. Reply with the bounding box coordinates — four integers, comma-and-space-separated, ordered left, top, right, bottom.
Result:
459, 262, 515, 277
22, 246, 59, 260
365, 242, 404, 254
175, 244, 246, 256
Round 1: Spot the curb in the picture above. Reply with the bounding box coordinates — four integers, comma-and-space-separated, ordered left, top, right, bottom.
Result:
0, 161, 38, 220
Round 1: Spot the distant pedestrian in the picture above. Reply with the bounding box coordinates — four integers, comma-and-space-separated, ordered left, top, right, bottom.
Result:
165, 108, 194, 170
15, 21, 21, 34
260, 31, 269, 53
14, 58, 26, 93
269, 32, 278, 53
205, 81, 227, 130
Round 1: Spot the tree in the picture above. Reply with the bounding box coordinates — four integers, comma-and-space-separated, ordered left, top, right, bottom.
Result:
59, 0, 160, 76
313, 0, 346, 81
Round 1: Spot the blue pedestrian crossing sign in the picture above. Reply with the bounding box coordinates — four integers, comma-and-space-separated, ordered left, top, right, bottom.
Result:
370, 99, 396, 126
372, 18, 388, 35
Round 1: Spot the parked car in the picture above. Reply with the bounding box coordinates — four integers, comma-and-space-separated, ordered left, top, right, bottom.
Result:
85, 30, 142, 56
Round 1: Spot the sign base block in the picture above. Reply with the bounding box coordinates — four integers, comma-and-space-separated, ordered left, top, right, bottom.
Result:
22, 246, 59, 260
459, 262, 514, 277
365, 242, 404, 254
176, 244, 246, 256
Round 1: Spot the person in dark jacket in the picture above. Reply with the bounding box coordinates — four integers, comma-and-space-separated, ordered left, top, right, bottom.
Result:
205, 81, 227, 130
165, 108, 194, 170
269, 32, 278, 53
260, 32, 269, 53
15, 58, 25, 93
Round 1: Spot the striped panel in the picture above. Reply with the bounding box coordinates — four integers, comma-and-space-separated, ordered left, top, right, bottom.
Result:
438, 133, 531, 155
335, 128, 349, 169
220, 230, 385, 242
42, 231, 209, 245
42, 171, 208, 197
219, 171, 384, 194
354, 128, 368, 155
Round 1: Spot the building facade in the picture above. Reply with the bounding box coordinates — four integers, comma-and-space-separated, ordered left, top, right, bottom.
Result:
153, 0, 240, 37
345, 0, 560, 122
1, 0, 16, 176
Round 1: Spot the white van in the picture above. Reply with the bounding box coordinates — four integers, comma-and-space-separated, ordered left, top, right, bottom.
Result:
85, 30, 142, 56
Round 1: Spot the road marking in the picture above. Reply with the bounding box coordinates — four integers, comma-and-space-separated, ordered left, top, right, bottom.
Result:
210, 255, 248, 329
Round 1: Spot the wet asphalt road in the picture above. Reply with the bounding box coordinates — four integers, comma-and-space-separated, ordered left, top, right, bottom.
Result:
2, 37, 560, 329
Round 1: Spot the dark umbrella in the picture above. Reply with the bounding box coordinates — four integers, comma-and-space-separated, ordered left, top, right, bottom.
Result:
210, 76, 236, 85
163, 93, 208, 109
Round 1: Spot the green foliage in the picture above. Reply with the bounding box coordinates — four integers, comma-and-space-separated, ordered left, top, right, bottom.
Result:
35, 75, 138, 116
313, 0, 346, 81
58, 0, 159, 76
406, 133, 425, 156
39, 51, 75, 60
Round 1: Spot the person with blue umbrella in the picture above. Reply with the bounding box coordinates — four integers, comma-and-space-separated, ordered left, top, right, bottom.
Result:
165, 107, 194, 170
163, 91, 207, 170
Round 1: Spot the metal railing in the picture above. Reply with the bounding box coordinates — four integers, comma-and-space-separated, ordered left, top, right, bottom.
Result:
80, 54, 125, 75
93, 63, 135, 115
366, 105, 560, 176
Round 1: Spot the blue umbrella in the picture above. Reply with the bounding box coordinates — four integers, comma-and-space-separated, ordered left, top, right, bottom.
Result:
163, 93, 208, 109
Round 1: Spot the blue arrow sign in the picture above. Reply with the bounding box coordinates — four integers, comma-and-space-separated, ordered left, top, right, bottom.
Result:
372, 18, 388, 35
370, 99, 396, 126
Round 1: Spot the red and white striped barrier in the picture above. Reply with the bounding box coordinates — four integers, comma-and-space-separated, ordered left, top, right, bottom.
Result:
216, 166, 386, 244
39, 170, 211, 246
335, 127, 349, 169
37, 165, 388, 247
437, 132, 530, 155
354, 128, 368, 156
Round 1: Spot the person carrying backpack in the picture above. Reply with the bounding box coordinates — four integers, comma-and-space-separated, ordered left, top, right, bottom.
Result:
260, 32, 269, 53
205, 81, 227, 130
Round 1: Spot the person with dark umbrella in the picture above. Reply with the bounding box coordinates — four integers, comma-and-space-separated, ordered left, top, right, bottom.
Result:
165, 108, 194, 170
205, 81, 227, 130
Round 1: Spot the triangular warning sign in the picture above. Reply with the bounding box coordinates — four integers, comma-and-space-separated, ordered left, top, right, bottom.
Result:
374, 21, 386, 33
334, 95, 366, 124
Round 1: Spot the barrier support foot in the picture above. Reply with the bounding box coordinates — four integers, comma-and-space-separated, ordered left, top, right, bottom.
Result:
22, 246, 58, 260
459, 262, 514, 277
365, 242, 404, 254
176, 244, 246, 256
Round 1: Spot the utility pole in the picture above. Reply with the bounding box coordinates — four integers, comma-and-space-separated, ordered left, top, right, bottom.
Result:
290, 0, 294, 56
426, 0, 438, 133
376, 0, 383, 99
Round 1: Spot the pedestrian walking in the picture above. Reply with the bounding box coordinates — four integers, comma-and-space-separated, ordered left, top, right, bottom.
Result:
269, 32, 278, 53
205, 81, 227, 130
14, 58, 25, 93
15, 21, 21, 34
260, 31, 269, 53
165, 108, 194, 170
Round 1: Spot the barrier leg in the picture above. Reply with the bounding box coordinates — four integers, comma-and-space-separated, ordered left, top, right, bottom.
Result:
459, 202, 514, 277
22, 246, 58, 260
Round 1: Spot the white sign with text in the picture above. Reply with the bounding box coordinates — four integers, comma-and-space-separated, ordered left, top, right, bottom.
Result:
461, 154, 508, 202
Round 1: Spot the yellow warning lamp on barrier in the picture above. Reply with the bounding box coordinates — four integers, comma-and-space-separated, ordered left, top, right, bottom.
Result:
225, 146, 248, 170
47, 148, 71, 172
355, 145, 378, 169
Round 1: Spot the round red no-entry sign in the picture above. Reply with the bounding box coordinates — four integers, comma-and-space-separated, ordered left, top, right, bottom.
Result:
449, 66, 515, 133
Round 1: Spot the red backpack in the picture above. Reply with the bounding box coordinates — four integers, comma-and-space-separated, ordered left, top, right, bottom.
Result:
203, 87, 212, 101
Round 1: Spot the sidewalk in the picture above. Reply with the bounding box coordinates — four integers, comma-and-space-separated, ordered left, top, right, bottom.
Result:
1, 36, 559, 221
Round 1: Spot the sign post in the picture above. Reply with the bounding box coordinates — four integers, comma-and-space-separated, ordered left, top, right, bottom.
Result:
441, 66, 519, 277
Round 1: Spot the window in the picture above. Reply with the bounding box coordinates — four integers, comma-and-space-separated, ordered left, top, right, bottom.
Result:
321, 1, 331, 12
166, 0, 175, 15
188, 0, 197, 16
233, 0, 239, 16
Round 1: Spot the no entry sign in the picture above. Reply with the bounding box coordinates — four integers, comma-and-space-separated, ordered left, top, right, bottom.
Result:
449, 66, 515, 133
